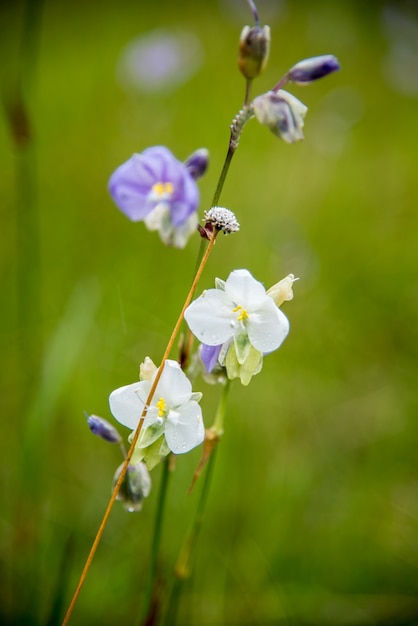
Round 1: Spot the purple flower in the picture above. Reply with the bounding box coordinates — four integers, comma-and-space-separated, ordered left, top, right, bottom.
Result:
109, 146, 202, 247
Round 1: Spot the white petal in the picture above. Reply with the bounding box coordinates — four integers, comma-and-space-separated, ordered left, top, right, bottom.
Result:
247, 300, 290, 352
165, 401, 204, 454
154, 360, 193, 406
225, 269, 268, 310
184, 289, 234, 345
109, 381, 148, 430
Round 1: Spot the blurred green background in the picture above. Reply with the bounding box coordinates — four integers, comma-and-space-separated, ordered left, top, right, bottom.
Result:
1, 0, 418, 624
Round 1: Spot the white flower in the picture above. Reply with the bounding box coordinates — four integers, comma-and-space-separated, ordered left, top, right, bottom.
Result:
109, 360, 204, 462
184, 269, 290, 370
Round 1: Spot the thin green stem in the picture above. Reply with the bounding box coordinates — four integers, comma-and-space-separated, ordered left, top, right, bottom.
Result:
244, 78, 253, 107
163, 450, 218, 626
163, 381, 231, 625
211, 145, 235, 208
136, 457, 171, 626
212, 379, 231, 437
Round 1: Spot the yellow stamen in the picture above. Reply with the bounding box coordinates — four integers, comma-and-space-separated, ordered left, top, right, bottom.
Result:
232, 304, 249, 321
152, 181, 174, 197
156, 397, 166, 417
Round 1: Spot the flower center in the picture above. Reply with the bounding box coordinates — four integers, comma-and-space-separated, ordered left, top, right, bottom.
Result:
232, 304, 249, 321
151, 181, 174, 198
156, 397, 167, 417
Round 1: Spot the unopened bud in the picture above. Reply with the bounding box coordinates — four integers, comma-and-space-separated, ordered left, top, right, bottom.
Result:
288, 55, 340, 85
184, 148, 209, 180
140, 356, 157, 382
252, 90, 307, 143
87, 414, 122, 444
267, 274, 298, 307
113, 462, 151, 512
238, 25, 270, 79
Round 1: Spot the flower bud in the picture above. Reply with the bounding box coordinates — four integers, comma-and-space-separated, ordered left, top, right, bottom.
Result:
113, 462, 151, 512
140, 356, 157, 382
267, 274, 298, 307
87, 414, 122, 444
238, 25, 270, 79
184, 148, 209, 180
288, 55, 340, 85
252, 90, 307, 143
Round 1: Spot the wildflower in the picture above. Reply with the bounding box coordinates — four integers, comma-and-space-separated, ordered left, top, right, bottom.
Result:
288, 55, 340, 85
109, 359, 204, 470
108, 146, 204, 248
113, 461, 151, 512
87, 414, 122, 444
252, 90, 307, 143
184, 269, 290, 385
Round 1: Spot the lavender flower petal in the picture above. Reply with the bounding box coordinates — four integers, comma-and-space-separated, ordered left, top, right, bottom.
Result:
201, 343, 222, 373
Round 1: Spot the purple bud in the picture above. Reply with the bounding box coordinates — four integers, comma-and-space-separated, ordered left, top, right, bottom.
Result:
184, 148, 209, 180
288, 55, 340, 85
201, 344, 222, 373
87, 414, 122, 444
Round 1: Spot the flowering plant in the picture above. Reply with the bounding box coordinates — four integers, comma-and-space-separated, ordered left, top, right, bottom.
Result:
63, 2, 339, 624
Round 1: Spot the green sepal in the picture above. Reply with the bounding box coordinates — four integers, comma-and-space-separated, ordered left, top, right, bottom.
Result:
234, 332, 251, 365
132, 434, 170, 471
225, 343, 263, 386
239, 346, 263, 386
137, 421, 165, 449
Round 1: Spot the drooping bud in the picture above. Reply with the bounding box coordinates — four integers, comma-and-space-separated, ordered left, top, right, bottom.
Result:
288, 55, 340, 85
238, 25, 270, 79
267, 274, 298, 307
252, 90, 307, 143
87, 414, 122, 444
184, 148, 209, 180
113, 461, 151, 512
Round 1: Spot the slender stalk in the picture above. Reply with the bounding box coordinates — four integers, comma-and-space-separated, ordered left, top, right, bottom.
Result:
62, 233, 218, 626
136, 457, 171, 626
163, 449, 218, 626
211, 145, 235, 208
244, 78, 253, 107
271, 73, 290, 93
247, 0, 260, 26
163, 381, 231, 625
